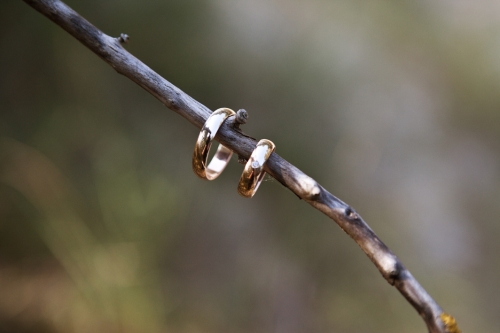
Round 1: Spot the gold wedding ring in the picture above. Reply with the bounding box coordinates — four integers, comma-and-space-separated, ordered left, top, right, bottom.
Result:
193, 108, 235, 180
237, 139, 275, 198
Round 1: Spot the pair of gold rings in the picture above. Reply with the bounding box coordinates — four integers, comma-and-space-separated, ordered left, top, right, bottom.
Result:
192, 108, 275, 198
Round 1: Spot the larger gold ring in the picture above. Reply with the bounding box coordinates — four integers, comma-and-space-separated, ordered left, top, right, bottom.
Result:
192, 108, 235, 180
237, 139, 275, 198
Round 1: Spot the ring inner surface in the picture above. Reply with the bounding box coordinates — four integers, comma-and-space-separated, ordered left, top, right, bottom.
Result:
206, 144, 233, 180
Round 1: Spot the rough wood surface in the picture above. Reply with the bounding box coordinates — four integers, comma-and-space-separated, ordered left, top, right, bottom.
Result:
22, 0, 459, 332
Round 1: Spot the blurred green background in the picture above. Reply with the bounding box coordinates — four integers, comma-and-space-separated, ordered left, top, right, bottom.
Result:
1, 0, 499, 332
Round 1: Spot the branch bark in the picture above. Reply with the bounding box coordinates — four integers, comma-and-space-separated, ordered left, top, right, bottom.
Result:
22, 0, 459, 332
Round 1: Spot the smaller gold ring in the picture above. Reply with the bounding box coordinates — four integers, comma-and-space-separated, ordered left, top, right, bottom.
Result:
237, 139, 275, 198
192, 108, 235, 180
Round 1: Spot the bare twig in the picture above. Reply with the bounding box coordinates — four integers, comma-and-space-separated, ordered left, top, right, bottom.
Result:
22, 0, 460, 332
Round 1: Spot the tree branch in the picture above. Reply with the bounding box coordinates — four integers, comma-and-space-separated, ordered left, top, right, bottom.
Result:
22, 0, 460, 332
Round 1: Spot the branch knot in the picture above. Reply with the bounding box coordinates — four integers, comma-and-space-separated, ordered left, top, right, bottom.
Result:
118, 33, 129, 44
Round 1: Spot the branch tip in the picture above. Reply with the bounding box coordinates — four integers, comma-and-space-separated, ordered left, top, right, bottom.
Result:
440, 313, 461, 333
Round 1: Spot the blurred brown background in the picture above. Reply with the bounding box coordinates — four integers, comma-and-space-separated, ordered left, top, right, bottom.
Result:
1, 0, 499, 332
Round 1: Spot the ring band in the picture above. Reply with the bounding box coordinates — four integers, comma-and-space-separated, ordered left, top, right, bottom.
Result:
192, 108, 235, 180
237, 139, 275, 198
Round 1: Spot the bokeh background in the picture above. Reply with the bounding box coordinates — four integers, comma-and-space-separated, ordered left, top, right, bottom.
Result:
1, 0, 500, 332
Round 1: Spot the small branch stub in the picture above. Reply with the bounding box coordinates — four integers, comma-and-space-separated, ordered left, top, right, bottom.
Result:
345, 206, 359, 220
118, 33, 129, 44
234, 109, 248, 131
235, 108, 249, 164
